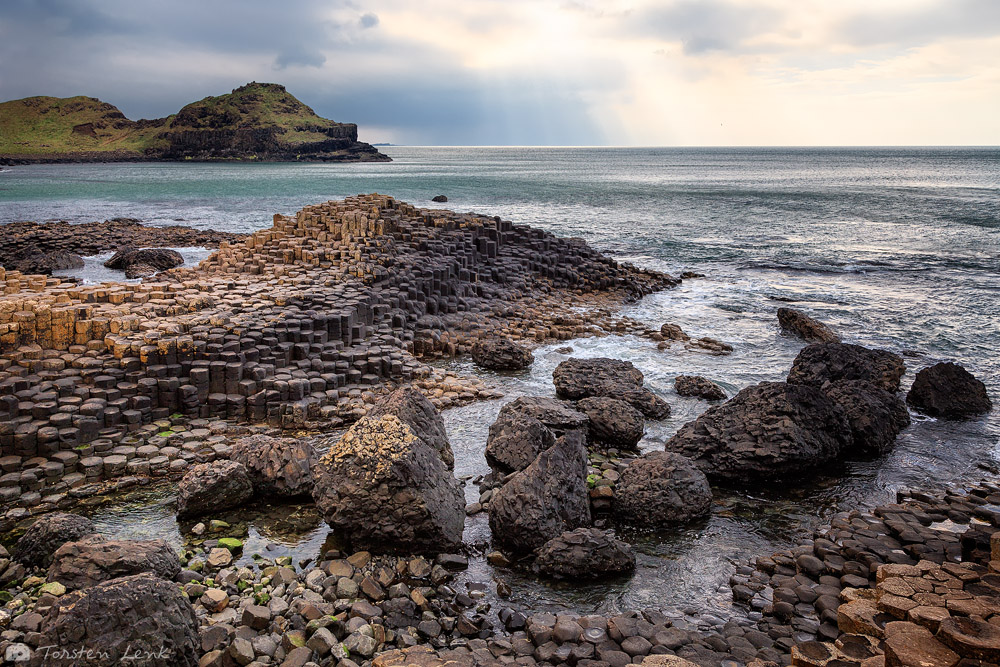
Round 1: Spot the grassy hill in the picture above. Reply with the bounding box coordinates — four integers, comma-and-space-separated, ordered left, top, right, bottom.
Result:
0, 83, 388, 162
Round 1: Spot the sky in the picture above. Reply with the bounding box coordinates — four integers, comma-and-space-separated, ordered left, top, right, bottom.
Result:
1, 0, 998, 146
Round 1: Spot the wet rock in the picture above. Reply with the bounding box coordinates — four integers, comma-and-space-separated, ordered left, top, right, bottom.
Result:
576, 396, 644, 449
534, 527, 636, 580
229, 434, 316, 497
485, 409, 556, 474
777, 308, 840, 344
472, 336, 534, 371
124, 262, 158, 279
614, 451, 712, 525
665, 381, 853, 482
674, 375, 726, 401
431, 195, 448, 203
47, 536, 181, 590
787, 343, 906, 392
368, 385, 454, 468
906, 362, 992, 420
489, 431, 592, 554
9, 250, 85, 275
496, 395, 589, 436
553, 357, 670, 419
104, 246, 184, 274
824, 380, 910, 456
33, 573, 199, 666
175, 459, 253, 517
311, 414, 465, 554
660, 323, 690, 341
12, 512, 97, 569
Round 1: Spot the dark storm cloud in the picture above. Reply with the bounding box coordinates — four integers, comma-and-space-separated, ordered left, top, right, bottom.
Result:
835, 0, 1000, 48
621, 0, 782, 54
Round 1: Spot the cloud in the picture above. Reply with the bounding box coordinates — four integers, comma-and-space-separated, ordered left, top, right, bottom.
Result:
359, 12, 379, 29
835, 0, 1000, 48
274, 45, 326, 69
621, 0, 783, 54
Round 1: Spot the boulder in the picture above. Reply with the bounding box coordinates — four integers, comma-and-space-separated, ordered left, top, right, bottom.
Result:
175, 459, 253, 517
787, 343, 905, 392
368, 385, 454, 468
311, 414, 465, 554
674, 375, 726, 401
471, 337, 534, 371
431, 195, 448, 203
906, 362, 992, 420
9, 250, 84, 275
777, 308, 840, 343
664, 381, 853, 482
485, 409, 555, 474
48, 536, 181, 590
104, 247, 184, 274
34, 573, 199, 666
576, 396, 644, 449
124, 262, 158, 279
660, 323, 690, 341
534, 528, 636, 580
553, 358, 670, 419
488, 431, 591, 554
12, 512, 97, 569
497, 396, 589, 436
614, 452, 712, 526
229, 434, 316, 497
824, 380, 910, 456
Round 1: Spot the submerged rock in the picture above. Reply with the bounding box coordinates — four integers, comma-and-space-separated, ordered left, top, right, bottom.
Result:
472, 336, 534, 371
311, 414, 465, 554
35, 572, 199, 666
824, 379, 910, 456
12, 512, 97, 569
777, 308, 840, 343
488, 431, 591, 554
576, 396, 644, 449
48, 536, 181, 590
175, 459, 253, 517
787, 342, 906, 392
553, 357, 670, 419
614, 452, 712, 526
665, 381, 853, 482
674, 375, 727, 401
485, 408, 556, 474
230, 433, 316, 497
368, 385, 454, 469
534, 528, 636, 580
906, 362, 992, 420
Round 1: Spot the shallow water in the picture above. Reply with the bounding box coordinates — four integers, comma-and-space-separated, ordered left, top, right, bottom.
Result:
2, 147, 998, 618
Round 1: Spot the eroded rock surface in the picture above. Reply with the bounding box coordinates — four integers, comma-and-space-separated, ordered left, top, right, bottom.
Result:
12, 512, 97, 569
907, 361, 992, 420
614, 451, 712, 526
47, 536, 181, 590
787, 343, 906, 392
367, 385, 454, 468
535, 528, 636, 580
175, 459, 253, 516
230, 433, 317, 497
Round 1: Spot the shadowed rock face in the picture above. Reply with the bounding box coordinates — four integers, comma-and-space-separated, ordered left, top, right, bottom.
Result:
311, 415, 465, 554
9, 250, 84, 275
104, 247, 184, 275
47, 536, 181, 590
614, 451, 712, 526
576, 396, 644, 449
367, 386, 454, 469
229, 434, 317, 497
534, 528, 636, 580
907, 362, 992, 420
824, 380, 910, 456
787, 343, 906, 393
12, 512, 96, 569
485, 409, 556, 475
674, 375, 726, 401
665, 381, 853, 482
488, 430, 591, 555
34, 573, 200, 667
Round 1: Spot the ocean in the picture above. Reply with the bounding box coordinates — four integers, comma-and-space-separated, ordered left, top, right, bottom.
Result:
1, 146, 998, 616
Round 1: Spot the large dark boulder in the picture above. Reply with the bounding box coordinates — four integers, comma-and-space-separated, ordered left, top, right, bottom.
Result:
230, 434, 316, 497
787, 343, 906, 392
614, 452, 712, 526
488, 431, 591, 555
665, 381, 853, 482
104, 247, 184, 275
48, 536, 181, 591
824, 380, 910, 456
175, 459, 253, 517
368, 385, 454, 468
674, 375, 726, 401
498, 396, 589, 437
9, 250, 85, 275
485, 409, 555, 474
472, 337, 534, 371
906, 362, 992, 420
12, 512, 97, 570
553, 358, 670, 419
576, 396, 644, 449
33, 573, 199, 667
311, 414, 465, 554
777, 308, 840, 343
534, 528, 635, 580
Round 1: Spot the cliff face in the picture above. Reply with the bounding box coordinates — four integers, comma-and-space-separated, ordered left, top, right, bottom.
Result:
0, 82, 388, 163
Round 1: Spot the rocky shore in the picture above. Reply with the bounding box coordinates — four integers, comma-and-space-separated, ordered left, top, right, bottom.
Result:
0, 197, 995, 667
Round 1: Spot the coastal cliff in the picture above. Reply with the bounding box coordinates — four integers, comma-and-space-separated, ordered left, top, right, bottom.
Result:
0, 82, 389, 163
